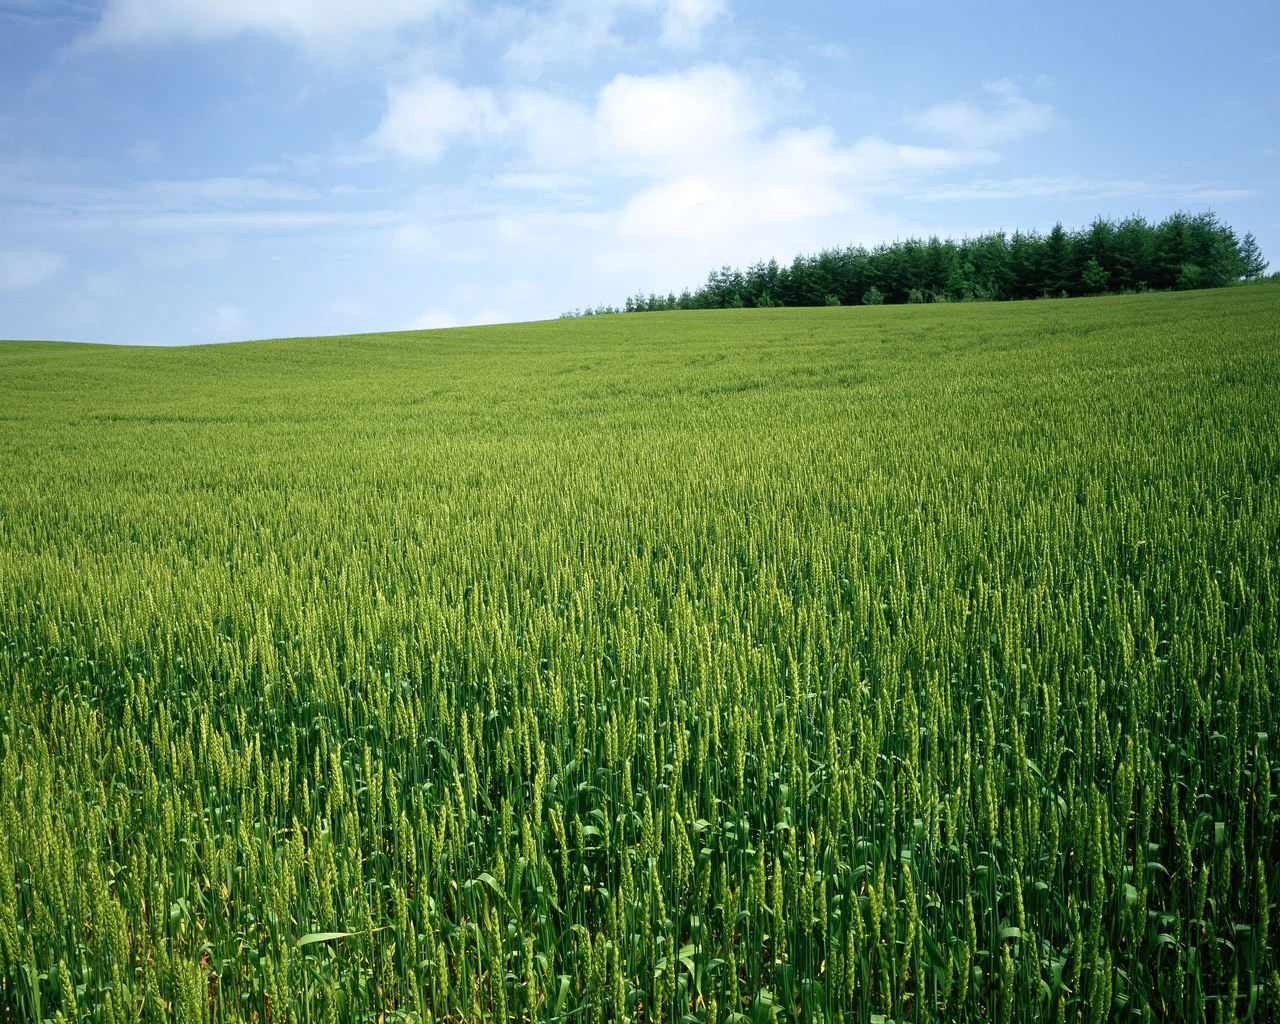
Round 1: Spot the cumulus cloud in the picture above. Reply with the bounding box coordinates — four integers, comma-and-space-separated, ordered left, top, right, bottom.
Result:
369, 62, 994, 288
372, 76, 505, 162
606, 128, 979, 282
372, 74, 600, 168
369, 62, 1006, 296
374, 64, 766, 173
594, 65, 757, 173
908, 79, 1056, 147
86, 0, 448, 45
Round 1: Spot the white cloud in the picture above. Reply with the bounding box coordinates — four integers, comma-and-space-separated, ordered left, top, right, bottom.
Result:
372, 76, 505, 163
0, 248, 66, 290
411, 308, 458, 330
3, 173, 319, 216
87, 0, 448, 45
139, 177, 322, 208
499, 0, 635, 74
372, 75, 597, 169
910, 175, 1152, 203
908, 79, 1056, 147
367, 63, 1001, 290
377, 63, 982, 182
604, 130, 967, 283
497, 0, 722, 74
899, 174, 1260, 205
376, 64, 768, 173
588, 69, 989, 254
595, 65, 757, 174
659, 0, 725, 49
1181, 186, 1259, 201
0, 166, 400, 248
504, 90, 596, 168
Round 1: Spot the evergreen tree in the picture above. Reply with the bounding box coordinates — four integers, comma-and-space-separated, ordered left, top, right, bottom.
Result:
1154, 211, 1192, 290
969, 232, 1014, 300
898, 238, 928, 298
1112, 215, 1152, 292
1007, 230, 1039, 299
923, 236, 954, 299
1081, 258, 1109, 295
1085, 217, 1117, 276
607, 210, 1261, 313
1240, 232, 1269, 280
1042, 223, 1073, 296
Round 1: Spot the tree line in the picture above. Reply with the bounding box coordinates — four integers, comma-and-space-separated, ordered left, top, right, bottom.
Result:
565, 211, 1270, 316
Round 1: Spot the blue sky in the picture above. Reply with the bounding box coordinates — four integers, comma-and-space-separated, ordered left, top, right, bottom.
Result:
1, 0, 1276, 344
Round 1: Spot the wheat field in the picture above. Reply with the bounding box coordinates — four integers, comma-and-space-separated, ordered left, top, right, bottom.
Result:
1, 287, 1278, 1022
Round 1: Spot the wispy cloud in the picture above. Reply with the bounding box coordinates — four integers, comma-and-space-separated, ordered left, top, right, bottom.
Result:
496, 0, 725, 74
84, 0, 451, 46
0, 167, 397, 237
0, 248, 66, 290
908, 79, 1056, 148
1180, 186, 1260, 202
498, 1, 633, 75
898, 175, 1261, 204
906, 175, 1151, 203
659, 0, 726, 50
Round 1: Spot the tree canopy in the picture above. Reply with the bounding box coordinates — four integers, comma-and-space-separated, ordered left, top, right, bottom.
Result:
565, 211, 1270, 317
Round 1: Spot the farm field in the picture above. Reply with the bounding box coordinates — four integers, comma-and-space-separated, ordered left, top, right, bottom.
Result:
1, 286, 1279, 1022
